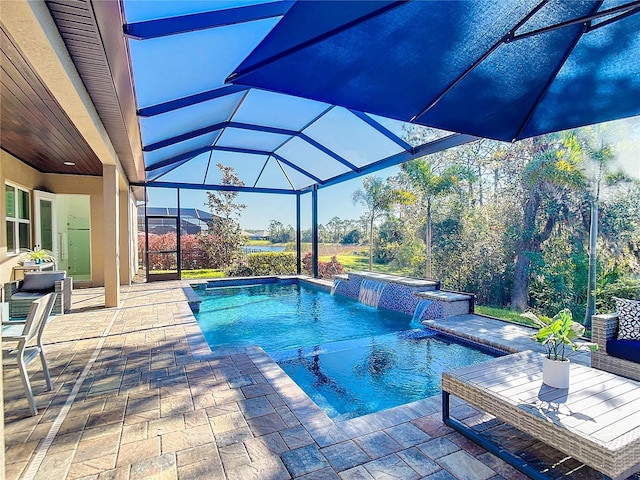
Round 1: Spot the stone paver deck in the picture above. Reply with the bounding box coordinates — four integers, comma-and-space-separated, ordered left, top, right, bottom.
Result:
3, 281, 639, 479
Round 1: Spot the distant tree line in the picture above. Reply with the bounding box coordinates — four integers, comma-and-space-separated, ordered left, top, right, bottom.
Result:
351, 121, 640, 321
267, 218, 362, 244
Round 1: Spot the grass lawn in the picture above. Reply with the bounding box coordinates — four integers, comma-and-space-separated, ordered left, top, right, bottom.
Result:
245, 240, 271, 246
181, 269, 226, 279
475, 305, 536, 327
319, 251, 414, 276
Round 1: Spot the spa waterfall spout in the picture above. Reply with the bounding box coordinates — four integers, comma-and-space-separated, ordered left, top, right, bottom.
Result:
359, 279, 386, 308
411, 299, 433, 328
330, 279, 342, 296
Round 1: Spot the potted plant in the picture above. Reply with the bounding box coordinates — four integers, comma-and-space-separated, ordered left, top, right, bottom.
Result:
523, 308, 598, 388
21, 248, 56, 265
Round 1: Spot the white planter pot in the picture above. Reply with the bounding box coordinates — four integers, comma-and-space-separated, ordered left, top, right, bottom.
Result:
543, 356, 570, 388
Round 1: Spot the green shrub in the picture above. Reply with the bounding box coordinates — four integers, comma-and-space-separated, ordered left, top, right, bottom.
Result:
596, 277, 640, 313
247, 252, 297, 275
225, 264, 253, 277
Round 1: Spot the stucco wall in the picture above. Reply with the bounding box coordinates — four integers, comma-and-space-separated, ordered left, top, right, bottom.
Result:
1, 150, 135, 287
1, 151, 44, 283
41, 171, 106, 286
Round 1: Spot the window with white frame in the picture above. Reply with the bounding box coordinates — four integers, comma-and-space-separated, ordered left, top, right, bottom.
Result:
5, 183, 31, 254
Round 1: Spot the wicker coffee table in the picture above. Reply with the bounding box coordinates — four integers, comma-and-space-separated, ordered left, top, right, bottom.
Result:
442, 350, 640, 480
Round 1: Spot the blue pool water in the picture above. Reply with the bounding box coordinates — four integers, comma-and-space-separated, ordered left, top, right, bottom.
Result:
196, 282, 411, 351
196, 282, 500, 419
274, 330, 496, 420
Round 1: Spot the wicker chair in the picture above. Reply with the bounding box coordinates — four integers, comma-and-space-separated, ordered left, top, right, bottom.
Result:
4, 271, 72, 318
591, 312, 640, 381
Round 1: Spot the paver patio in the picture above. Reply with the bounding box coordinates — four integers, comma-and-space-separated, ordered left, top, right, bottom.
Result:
3, 281, 639, 479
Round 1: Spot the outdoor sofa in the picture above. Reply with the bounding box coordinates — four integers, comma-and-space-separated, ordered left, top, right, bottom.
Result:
4, 271, 72, 318
591, 297, 640, 382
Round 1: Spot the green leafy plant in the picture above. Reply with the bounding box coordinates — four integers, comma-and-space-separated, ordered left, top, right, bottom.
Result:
523, 308, 598, 361
21, 248, 56, 263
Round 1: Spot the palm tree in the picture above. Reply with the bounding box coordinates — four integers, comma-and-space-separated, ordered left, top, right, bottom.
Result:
579, 126, 628, 328
352, 176, 407, 270
400, 159, 466, 279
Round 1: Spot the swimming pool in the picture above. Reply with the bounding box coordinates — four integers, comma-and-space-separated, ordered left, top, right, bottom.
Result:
195, 281, 501, 419
273, 330, 497, 420
196, 282, 411, 351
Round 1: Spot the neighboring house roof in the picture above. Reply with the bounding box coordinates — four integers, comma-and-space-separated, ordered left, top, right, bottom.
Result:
242, 230, 269, 238
141, 208, 213, 222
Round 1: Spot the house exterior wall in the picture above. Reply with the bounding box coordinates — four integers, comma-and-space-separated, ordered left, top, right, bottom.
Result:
42, 168, 106, 287
0, 149, 125, 287
2, 0, 136, 293
0, 150, 40, 282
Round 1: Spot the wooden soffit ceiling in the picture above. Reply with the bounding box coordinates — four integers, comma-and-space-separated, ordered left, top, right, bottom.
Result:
1, 25, 103, 176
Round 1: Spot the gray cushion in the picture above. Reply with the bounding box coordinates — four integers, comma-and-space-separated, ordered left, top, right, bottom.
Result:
20, 272, 66, 293
12, 292, 50, 299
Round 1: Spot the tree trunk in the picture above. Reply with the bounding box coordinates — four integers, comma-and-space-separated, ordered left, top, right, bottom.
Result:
510, 191, 539, 311
585, 199, 598, 328
369, 216, 374, 271
510, 188, 557, 311
425, 200, 432, 279
511, 253, 531, 311
477, 164, 483, 207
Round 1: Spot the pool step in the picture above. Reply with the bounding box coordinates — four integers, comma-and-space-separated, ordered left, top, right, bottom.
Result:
183, 286, 202, 313
413, 290, 475, 322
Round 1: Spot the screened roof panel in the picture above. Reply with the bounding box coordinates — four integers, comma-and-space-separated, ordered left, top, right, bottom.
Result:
152, 152, 213, 184
276, 137, 351, 181
365, 114, 453, 145
144, 133, 221, 169
123, 0, 278, 23
232, 89, 330, 131
122, 0, 483, 192
147, 161, 190, 182
277, 161, 317, 190
303, 108, 405, 168
365, 114, 412, 139
252, 157, 297, 190
128, 18, 278, 107
216, 127, 291, 152
202, 150, 270, 186
139, 92, 244, 145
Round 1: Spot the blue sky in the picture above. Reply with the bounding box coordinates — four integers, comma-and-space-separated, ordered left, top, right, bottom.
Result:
151, 165, 401, 230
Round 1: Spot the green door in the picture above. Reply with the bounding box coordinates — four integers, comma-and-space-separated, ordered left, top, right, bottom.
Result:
39, 199, 53, 251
